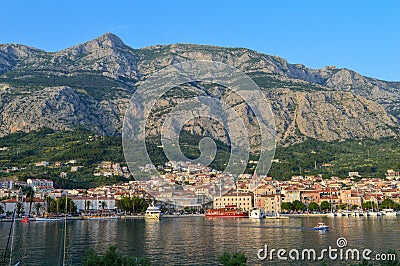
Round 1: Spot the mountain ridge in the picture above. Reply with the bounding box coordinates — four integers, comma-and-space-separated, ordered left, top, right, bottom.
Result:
0, 33, 399, 146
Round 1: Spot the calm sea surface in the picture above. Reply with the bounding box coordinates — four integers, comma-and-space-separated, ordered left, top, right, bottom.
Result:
0, 216, 399, 265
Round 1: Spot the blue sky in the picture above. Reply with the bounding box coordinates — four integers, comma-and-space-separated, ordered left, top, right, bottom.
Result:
1, 1, 399, 81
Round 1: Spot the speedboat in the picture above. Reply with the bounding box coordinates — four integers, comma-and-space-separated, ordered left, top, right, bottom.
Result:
313, 222, 329, 231
145, 203, 162, 220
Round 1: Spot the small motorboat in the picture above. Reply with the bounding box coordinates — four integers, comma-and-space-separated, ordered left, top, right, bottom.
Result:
313, 222, 329, 231
20, 216, 29, 223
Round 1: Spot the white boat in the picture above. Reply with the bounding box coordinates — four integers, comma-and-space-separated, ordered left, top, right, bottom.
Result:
249, 208, 266, 219
327, 212, 336, 217
367, 211, 380, 217
265, 212, 289, 219
341, 210, 351, 217
35, 217, 63, 222
145, 203, 162, 220
83, 215, 119, 220
380, 209, 397, 217
313, 222, 329, 230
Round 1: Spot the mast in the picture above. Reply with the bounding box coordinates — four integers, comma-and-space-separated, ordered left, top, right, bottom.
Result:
2, 209, 16, 265
219, 177, 222, 208
62, 193, 67, 266
9, 209, 16, 266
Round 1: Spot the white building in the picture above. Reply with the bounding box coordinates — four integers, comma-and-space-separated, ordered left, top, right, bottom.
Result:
27, 179, 54, 188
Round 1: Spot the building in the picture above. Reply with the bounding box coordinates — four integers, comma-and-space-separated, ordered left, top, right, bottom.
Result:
71, 196, 116, 211
261, 194, 281, 214
213, 191, 253, 211
27, 179, 54, 188
300, 189, 320, 206
281, 187, 301, 203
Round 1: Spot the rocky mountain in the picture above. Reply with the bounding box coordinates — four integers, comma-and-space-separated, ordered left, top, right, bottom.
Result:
0, 33, 399, 146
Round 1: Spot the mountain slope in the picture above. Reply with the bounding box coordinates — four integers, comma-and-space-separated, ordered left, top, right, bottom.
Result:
0, 33, 399, 145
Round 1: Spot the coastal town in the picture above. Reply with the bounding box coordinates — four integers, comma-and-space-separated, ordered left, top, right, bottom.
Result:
1, 159, 400, 218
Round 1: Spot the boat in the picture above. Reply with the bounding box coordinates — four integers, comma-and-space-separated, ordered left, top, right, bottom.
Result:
145, 203, 162, 220
83, 215, 119, 220
35, 217, 64, 222
265, 212, 289, 219
313, 222, 329, 231
341, 210, 351, 217
20, 216, 29, 223
367, 211, 380, 217
327, 212, 337, 217
249, 208, 266, 219
380, 209, 397, 217
206, 205, 248, 218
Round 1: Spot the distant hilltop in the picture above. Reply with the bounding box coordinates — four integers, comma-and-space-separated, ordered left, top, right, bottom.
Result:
0, 33, 399, 145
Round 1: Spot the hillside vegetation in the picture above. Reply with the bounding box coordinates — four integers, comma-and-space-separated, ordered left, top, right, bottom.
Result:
0, 129, 398, 188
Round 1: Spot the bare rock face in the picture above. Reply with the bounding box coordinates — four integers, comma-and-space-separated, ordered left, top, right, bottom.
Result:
0, 33, 399, 145
49, 33, 140, 79
270, 89, 397, 143
0, 86, 127, 136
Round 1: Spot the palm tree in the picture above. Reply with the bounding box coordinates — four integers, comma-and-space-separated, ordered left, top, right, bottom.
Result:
26, 188, 35, 216
16, 202, 23, 218
86, 200, 92, 211
101, 201, 107, 217
35, 203, 42, 216
84, 190, 88, 211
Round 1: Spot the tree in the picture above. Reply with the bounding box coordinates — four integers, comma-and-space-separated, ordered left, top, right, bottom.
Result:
48, 197, 77, 214
218, 251, 247, 266
44, 194, 52, 213
86, 200, 92, 211
25, 187, 35, 216
380, 199, 395, 209
101, 201, 107, 216
16, 202, 23, 218
83, 245, 150, 266
320, 201, 331, 212
116, 196, 148, 214
35, 203, 42, 215
362, 202, 373, 210
281, 202, 293, 212
132, 197, 148, 213
292, 200, 306, 212
0, 205, 4, 215
116, 196, 132, 213
308, 202, 319, 212
351, 205, 358, 211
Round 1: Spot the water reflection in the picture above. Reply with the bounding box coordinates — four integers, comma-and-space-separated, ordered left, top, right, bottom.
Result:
0, 216, 398, 265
